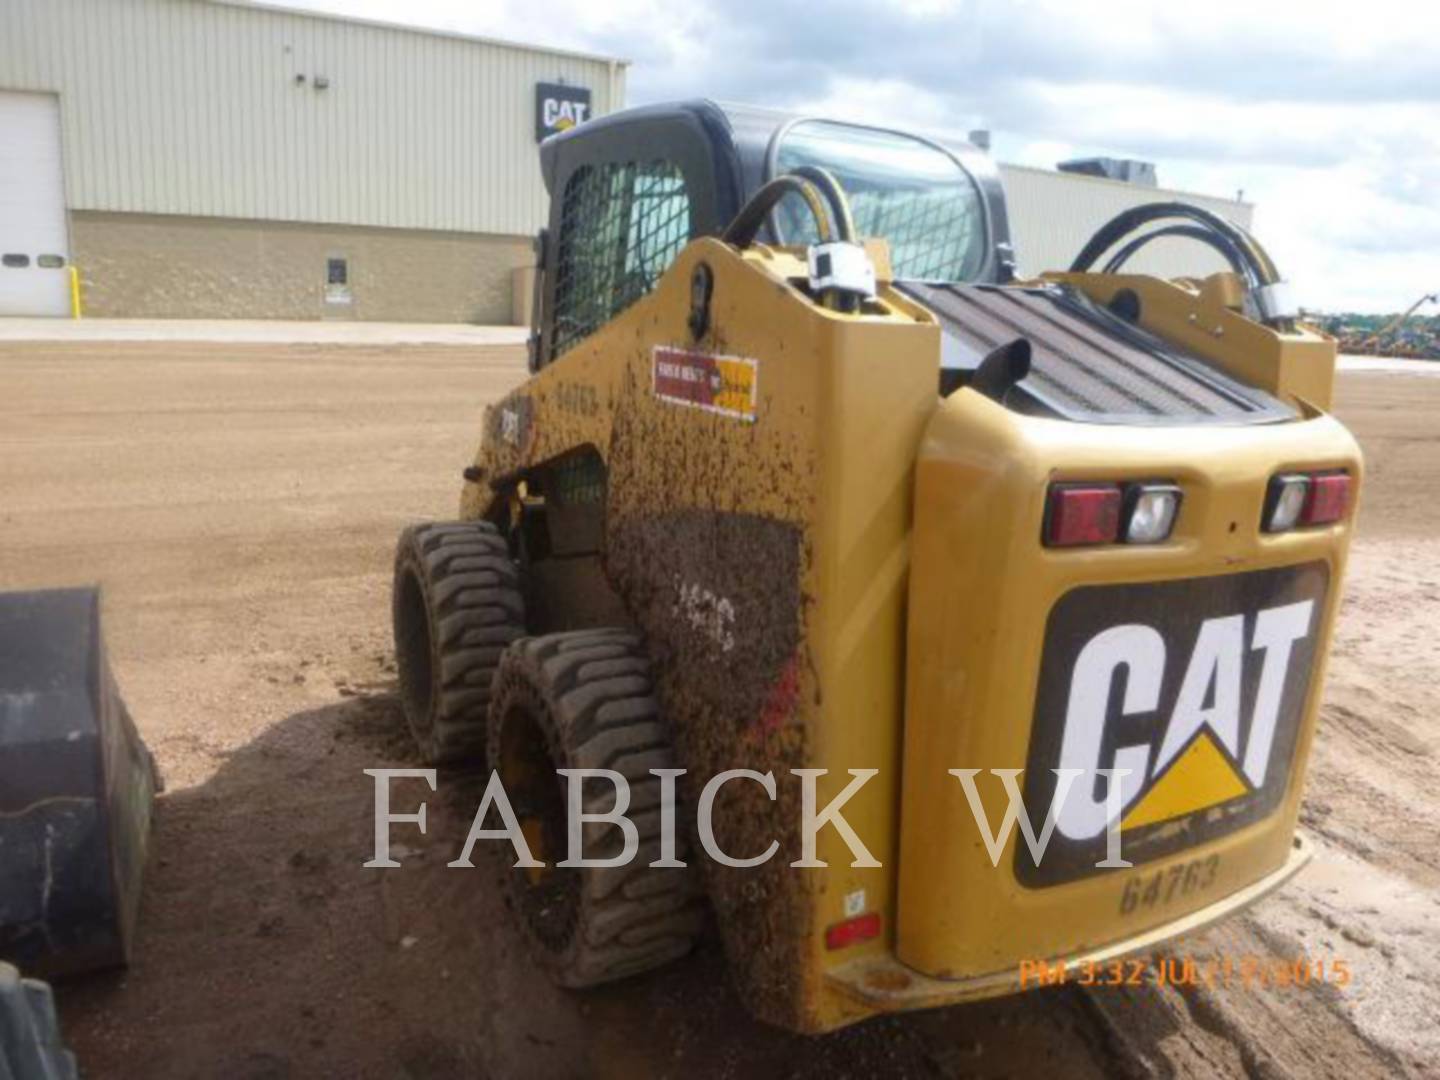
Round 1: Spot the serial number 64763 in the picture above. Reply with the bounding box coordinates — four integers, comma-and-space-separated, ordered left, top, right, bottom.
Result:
1120, 854, 1220, 915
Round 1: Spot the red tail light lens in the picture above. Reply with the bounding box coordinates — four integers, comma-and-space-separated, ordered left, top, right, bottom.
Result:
1045, 484, 1122, 547
1265, 470, 1352, 532
1303, 472, 1351, 526
825, 912, 882, 950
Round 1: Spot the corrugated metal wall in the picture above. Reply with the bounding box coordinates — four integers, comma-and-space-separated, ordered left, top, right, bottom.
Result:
0, 0, 625, 236
998, 164, 1254, 281
0, 0, 1251, 269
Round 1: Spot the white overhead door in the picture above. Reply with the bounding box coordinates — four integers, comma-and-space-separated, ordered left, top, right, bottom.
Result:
0, 91, 70, 317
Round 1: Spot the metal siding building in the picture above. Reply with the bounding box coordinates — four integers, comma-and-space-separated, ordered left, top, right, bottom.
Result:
1, 0, 1252, 322
0, 0, 626, 321
997, 163, 1253, 281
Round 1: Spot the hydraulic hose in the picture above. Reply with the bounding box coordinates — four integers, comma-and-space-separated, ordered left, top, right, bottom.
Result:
783, 165, 856, 244
1070, 200, 1297, 329
782, 165, 862, 312
1227, 217, 1282, 284
1069, 201, 1277, 289
722, 175, 834, 248
723, 171, 869, 313
1102, 223, 1251, 278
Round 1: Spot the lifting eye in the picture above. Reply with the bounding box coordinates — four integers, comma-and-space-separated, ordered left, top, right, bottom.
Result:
688, 262, 713, 341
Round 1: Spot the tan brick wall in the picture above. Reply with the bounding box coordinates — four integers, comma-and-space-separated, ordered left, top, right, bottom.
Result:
70, 212, 532, 323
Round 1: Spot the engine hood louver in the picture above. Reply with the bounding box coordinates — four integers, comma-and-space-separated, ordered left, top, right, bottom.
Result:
899, 281, 1296, 425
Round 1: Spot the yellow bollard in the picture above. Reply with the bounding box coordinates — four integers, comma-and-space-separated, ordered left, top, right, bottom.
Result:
69, 264, 83, 319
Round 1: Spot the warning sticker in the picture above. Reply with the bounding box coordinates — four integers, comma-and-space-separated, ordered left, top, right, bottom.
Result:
652, 346, 758, 423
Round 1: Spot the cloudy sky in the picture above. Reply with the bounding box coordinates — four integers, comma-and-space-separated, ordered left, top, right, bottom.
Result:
287, 0, 1439, 313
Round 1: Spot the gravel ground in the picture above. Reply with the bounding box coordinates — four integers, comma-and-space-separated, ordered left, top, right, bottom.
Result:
0, 340, 1434, 1079
0, 319, 529, 345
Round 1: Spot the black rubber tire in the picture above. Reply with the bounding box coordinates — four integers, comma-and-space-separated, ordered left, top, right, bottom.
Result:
0, 963, 78, 1080
392, 521, 526, 765
487, 628, 704, 987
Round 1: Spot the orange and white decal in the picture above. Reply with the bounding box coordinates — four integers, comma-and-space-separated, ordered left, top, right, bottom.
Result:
652, 345, 758, 423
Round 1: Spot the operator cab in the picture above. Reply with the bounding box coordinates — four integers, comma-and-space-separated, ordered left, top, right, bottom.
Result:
530, 100, 1014, 369
532, 101, 1294, 429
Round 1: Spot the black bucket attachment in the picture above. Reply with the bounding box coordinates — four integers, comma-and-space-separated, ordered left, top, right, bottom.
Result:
0, 588, 158, 978
0, 962, 78, 1080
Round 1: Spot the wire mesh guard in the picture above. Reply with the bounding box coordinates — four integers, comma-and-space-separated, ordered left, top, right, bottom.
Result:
549, 450, 605, 507
552, 161, 691, 356
774, 183, 982, 282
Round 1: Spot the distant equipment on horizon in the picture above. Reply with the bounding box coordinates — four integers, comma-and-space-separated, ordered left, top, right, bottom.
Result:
1361, 290, 1439, 350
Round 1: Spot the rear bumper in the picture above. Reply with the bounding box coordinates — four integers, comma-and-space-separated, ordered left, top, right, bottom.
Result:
826, 832, 1312, 1014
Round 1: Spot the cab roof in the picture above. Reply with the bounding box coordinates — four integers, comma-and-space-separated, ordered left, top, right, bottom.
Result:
538, 99, 1012, 278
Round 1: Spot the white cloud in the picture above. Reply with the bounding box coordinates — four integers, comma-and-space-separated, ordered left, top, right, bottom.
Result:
283, 0, 1440, 312
991, 84, 1440, 311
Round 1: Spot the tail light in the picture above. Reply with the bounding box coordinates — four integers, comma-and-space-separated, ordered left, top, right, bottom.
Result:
1304, 472, 1351, 525
1045, 482, 1181, 547
1264, 471, 1351, 532
1045, 484, 1122, 546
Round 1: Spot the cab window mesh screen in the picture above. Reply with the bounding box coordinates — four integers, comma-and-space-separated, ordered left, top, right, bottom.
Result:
552, 160, 691, 357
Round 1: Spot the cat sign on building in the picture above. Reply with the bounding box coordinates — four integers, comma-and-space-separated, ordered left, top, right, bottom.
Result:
536, 82, 593, 141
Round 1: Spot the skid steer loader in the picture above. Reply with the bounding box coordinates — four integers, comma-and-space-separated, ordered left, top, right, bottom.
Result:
391, 102, 1359, 1033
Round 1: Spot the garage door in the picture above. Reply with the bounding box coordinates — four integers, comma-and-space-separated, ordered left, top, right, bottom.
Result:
0, 91, 70, 317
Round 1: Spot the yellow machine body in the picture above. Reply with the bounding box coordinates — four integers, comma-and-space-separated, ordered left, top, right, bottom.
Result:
461, 238, 1359, 1032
